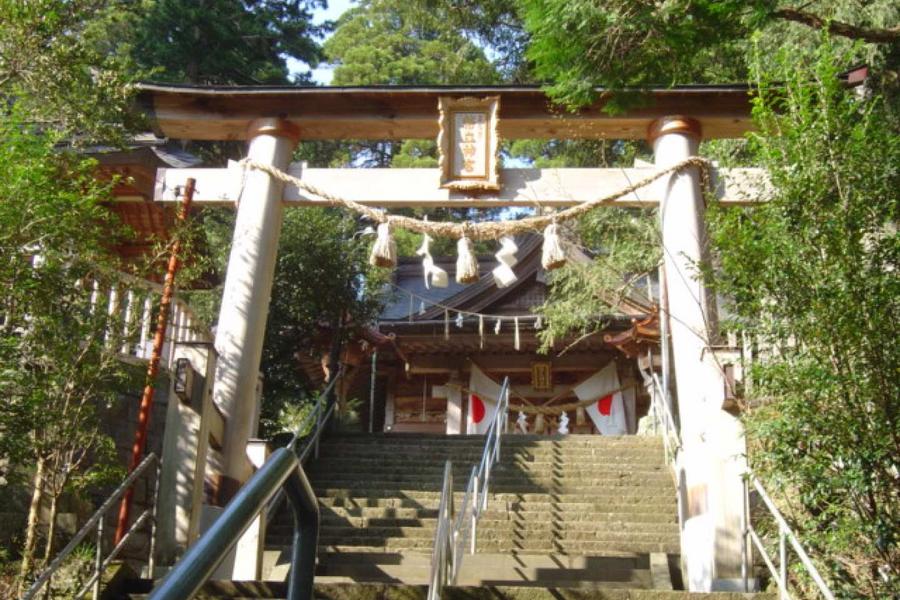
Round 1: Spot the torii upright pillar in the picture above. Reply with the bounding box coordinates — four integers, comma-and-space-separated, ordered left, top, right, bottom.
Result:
651, 117, 747, 591
213, 119, 300, 499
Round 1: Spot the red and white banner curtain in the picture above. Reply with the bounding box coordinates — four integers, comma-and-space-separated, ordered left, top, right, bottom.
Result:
573, 363, 627, 435
467, 362, 626, 435
467, 363, 502, 434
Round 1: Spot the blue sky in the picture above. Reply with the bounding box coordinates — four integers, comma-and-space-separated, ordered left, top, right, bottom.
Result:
288, 0, 356, 84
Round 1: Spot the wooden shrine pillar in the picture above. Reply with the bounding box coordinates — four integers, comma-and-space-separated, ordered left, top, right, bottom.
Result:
212, 119, 300, 498
651, 117, 747, 591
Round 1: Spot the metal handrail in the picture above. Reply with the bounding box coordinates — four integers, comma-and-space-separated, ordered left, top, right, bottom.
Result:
265, 371, 343, 525
428, 462, 455, 600
427, 377, 509, 600
742, 476, 835, 600
642, 351, 833, 598
22, 453, 161, 600
147, 446, 319, 600
147, 372, 341, 600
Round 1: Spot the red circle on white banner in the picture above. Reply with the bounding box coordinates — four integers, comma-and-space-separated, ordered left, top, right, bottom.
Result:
597, 394, 613, 416
471, 394, 485, 423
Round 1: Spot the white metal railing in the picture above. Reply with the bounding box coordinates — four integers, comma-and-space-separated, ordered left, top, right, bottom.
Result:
741, 476, 835, 600
427, 377, 509, 600
642, 350, 833, 598
110, 272, 212, 368
639, 360, 688, 551
429, 461, 455, 600
22, 453, 161, 600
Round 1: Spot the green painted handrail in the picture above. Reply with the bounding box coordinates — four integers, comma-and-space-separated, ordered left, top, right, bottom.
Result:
148, 447, 318, 600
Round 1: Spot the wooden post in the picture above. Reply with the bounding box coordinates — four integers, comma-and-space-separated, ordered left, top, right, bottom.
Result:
114, 178, 195, 545
211, 119, 300, 500
652, 117, 747, 590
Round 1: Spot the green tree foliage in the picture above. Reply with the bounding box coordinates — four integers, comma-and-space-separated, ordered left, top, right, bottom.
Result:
324, 0, 498, 86
259, 209, 384, 431
519, 0, 898, 106
0, 0, 138, 141
129, 0, 327, 84
0, 112, 141, 584
707, 41, 899, 597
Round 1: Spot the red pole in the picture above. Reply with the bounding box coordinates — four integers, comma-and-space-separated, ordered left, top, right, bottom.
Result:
114, 178, 195, 545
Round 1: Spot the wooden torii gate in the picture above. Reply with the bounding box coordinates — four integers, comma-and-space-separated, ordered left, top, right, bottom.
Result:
142, 83, 767, 591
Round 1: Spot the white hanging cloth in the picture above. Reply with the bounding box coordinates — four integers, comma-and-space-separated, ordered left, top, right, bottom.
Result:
573, 363, 627, 435
492, 236, 518, 288
467, 363, 502, 434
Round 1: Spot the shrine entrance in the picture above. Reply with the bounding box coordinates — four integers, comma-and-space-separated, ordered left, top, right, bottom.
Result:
143, 83, 766, 590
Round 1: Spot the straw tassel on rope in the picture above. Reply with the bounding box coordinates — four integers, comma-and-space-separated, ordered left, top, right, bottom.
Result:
541, 222, 566, 270
456, 235, 479, 284
369, 222, 397, 268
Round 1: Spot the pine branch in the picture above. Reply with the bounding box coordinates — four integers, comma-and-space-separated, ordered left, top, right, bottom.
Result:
774, 8, 900, 44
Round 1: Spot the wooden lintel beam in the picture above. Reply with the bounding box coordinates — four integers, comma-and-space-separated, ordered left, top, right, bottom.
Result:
138, 84, 754, 141
155, 165, 769, 208
404, 353, 613, 374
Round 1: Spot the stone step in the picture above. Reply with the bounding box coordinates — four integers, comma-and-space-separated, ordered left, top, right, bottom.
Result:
318, 447, 665, 458
309, 537, 681, 554
314, 488, 676, 501
315, 455, 667, 466
272, 526, 680, 546
315, 553, 655, 588
317, 444, 663, 452
317, 497, 676, 513
316, 497, 674, 510
311, 455, 669, 467
317, 506, 677, 522
309, 468, 672, 481
312, 511, 677, 531
313, 527, 678, 542
305, 460, 673, 481
317, 440, 664, 451
321, 434, 663, 446
310, 478, 674, 492
125, 580, 775, 599
296, 517, 679, 531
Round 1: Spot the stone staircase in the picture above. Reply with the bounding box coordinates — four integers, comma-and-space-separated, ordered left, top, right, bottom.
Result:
121, 432, 773, 598
259, 433, 766, 598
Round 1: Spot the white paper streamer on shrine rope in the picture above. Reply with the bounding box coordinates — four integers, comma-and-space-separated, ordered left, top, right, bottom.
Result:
494, 318, 502, 335
514, 316, 520, 351
492, 236, 519, 288
534, 315, 543, 329
387, 282, 543, 326
479, 315, 484, 349
495, 236, 518, 267
415, 223, 448, 290
455, 312, 464, 328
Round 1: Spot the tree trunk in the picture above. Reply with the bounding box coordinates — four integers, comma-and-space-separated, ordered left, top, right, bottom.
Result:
18, 456, 46, 591
42, 491, 59, 566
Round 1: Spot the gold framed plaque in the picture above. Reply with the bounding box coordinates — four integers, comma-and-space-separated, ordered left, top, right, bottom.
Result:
437, 96, 500, 192
531, 361, 552, 392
